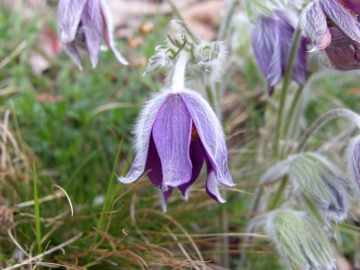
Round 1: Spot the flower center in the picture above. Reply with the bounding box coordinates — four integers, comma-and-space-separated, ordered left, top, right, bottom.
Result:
191, 123, 199, 141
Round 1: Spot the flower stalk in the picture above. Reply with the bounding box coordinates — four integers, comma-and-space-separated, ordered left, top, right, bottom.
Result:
218, 0, 240, 41
171, 52, 189, 92
273, 26, 303, 158
296, 108, 360, 152
283, 84, 305, 139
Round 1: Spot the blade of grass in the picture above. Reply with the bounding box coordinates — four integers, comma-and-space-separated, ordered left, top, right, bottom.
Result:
64, 149, 100, 191
33, 160, 42, 254
93, 136, 124, 243
104, 134, 124, 211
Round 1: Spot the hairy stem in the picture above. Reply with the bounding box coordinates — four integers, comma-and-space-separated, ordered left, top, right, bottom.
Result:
166, 0, 184, 22
283, 85, 304, 138
171, 52, 189, 92
206, 85, 219, 116
283, 73, 312, 139
218, 0, 240, 41
296, 108, 360, 152
273, 27, 302, 157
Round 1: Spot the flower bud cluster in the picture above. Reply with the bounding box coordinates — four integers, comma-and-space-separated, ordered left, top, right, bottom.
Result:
144, 21, 228, 87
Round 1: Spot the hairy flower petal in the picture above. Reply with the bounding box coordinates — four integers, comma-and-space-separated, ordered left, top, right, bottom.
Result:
301, 1, 331, 50
63, 41, 83, 70
320, 0, 360, 43
252, 16, 282, 94
119, 92, 169, 184
206, 168, 226, 203
180, 90, 234, 187
81, 0, 103, 68
329, 26, 357, 47
178, 139, 205, 199
152, 94, 193, 188
325, 45, 360, 70
145, 134, 163, 189
339, 0, 360, 14
57, 0, 87, 43
99, 0, 128, 65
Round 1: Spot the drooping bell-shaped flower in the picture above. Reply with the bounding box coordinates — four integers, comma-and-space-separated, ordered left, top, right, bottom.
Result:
119, 52, 233, 211
119, 89, 234, 211
301, 0, 360, 70
252, 10, 307, 95
57, 0, 128, 70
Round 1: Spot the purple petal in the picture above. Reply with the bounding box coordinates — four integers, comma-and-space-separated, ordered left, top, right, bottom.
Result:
81, 0, 103, 68
119, 92, 169, 184
99, 0, 128, 65
301, 2, 331, 50
325, 45, 360, 70
144, 135, 174, 212
320, 0, 360, 43
57, 0, 87, 43
292, 36, 307, 85
252, 16, 282, 93
338, 0, 360, 14
119, 154, 143, 184
178, 137, 205, 199
152, 94, 193, 188
63, 42, 83, 70
160, 187, 173, 212
180, 90, 234, 188
329, 26, 357, 47
145, 134, 163, 189
206, 169, 226, 203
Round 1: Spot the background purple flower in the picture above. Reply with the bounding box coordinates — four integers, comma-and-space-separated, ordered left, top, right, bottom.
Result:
301, 0, 360, 70
252, 10, 307, 95
57, 0, 128, 69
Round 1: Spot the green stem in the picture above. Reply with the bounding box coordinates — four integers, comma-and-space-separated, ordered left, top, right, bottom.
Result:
218, 0, 240, 41
206, 85, 219, 116
166, 0, 184, 22
296, 108, 360, 153
283, 73, 312, 139
273, 27, 302, 158
283, 84, 304, 138
33, 161, 42, 254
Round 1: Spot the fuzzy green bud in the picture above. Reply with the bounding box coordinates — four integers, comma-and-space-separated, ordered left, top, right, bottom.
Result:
289, 153, 348, 222
265, 210, 337, 270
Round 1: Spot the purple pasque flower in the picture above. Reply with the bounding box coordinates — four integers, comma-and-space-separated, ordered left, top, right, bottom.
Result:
252, 10, 307, 95
57, 0, 128, 70
119, 89, 234, 211
301, 0, 360, 70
